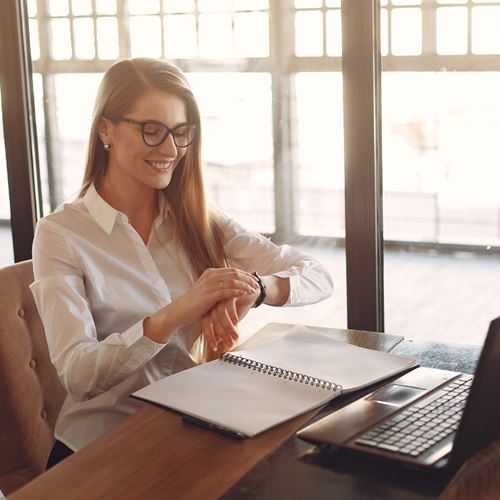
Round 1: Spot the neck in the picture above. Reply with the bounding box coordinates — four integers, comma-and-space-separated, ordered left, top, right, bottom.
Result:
98, 174, 158, 222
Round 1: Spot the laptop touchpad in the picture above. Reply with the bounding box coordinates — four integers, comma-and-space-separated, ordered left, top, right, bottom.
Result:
367, 384, 425, 406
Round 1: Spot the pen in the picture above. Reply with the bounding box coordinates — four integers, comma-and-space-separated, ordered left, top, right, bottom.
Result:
182, 415, 246, 440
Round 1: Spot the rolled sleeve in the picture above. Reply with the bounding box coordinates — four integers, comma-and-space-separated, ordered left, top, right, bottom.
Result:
219, 214, 333, 306
31, 219, 167, 402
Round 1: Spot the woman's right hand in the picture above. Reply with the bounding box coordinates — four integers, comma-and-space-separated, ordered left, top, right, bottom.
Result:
178, 267, 258, 321
144, 267, 258, 344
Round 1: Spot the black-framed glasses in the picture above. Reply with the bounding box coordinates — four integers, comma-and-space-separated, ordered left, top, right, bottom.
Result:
109, 116, 198, 148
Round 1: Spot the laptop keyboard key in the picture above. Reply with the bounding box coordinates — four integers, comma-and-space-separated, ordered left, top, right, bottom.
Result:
354, 378, 472, 459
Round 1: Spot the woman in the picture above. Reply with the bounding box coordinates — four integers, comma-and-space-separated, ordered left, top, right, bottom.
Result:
30, 58, 333, 467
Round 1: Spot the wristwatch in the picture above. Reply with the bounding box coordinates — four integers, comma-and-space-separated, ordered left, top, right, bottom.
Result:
251, 272, 267, 308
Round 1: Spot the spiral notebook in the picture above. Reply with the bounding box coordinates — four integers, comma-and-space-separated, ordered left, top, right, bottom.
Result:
131, 326, 417, 438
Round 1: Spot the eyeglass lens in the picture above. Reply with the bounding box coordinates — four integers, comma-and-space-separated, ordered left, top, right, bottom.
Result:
142, 122, 196, 147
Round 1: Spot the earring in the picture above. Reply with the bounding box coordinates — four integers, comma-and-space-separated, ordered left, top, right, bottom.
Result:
103, 143, 111, 151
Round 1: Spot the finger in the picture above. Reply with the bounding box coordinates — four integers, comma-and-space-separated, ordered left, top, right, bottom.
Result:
210, 304, 235, 343
216, 268, 259, 290
201, 315, 217, 351
216, 276, 258, 295
213, 288, 247, 302
209, 307, 227, 349
227, 298, 238, 325
215, 302, 238, 343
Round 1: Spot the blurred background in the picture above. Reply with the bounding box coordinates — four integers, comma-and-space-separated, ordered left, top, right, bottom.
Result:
2, 0, 500, 343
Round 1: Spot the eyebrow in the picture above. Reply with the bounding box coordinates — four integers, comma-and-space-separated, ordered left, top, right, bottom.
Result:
136, 118, 191, 128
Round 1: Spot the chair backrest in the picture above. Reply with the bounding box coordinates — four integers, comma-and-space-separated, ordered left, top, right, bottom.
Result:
0, 260, 66, 495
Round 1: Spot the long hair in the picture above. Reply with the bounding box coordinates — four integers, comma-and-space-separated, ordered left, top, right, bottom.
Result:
80, 58, 226, 276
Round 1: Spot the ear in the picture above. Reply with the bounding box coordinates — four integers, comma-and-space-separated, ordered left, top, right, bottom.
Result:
98, 117, 113, 146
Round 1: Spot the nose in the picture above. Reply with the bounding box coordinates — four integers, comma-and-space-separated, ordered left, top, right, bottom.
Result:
157, 132, 177, 157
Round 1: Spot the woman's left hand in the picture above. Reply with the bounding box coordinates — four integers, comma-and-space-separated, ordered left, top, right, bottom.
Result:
201, 287, 259, 352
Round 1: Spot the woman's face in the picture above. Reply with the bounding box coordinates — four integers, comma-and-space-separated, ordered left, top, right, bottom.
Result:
100, 89, 189, 193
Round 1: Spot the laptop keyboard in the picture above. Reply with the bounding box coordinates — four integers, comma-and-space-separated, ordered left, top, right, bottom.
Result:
355, 375, 473, 458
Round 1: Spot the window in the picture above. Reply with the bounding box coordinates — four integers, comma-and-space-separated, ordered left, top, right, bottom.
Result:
0, 87, 14, 267
5, 1, 495, 341
381, 0, 500, 342
25, 0, 344, 332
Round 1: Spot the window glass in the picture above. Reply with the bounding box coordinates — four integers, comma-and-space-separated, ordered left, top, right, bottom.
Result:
436, 7, 468, 55
38, 74, 102, 211
71, 0, 92, 16
26, 0, 345, 336
472, 6, 500, 54
73, 18, 95, 59
50, 19, 72, 60
295, 10, 323, 57
293, 72, 346, 329
383, 73, 500, 247
0, 87, 14, 266
382, 1, 500, 343
164, 14, 197, 58
187, 72, 274, 233
391, 8, 422, 55
130, 16, 162, 57
295, 72, 344, 238
198, 13, 233, 58
96, 17, 119, 60
95, 0, 116, 15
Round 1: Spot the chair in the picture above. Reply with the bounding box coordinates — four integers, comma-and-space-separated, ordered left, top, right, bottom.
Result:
0, 260, 66, 495
439, 437, 500, 500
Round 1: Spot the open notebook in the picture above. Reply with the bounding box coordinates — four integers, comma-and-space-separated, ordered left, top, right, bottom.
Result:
131, 326, 417, 438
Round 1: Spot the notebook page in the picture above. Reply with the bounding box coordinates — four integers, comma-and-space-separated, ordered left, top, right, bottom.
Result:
132, 357, 341, 437
232, 326, 416, 392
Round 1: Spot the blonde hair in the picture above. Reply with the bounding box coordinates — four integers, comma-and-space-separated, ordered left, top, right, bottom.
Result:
80, 58, 226, 277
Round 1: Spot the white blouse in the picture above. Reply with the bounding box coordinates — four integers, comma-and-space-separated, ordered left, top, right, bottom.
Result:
30, 184, 333, 451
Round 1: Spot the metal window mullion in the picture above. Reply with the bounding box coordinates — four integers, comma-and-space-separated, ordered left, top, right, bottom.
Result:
43, 74, 64, 209
422, 0, 436, 56
91, 0, 98, 61
69, 9, 76, 61
159, 0, 166, 59
231, 2, 236, 59
36, 0, 57, 215
342, 0, 384, 332
387, 4, 392, 55
117, 0, 131, 58
467, 0, 472, 55
0, 0, 41, 261
322, 4, 327, 57
195, 2, 201, 59
269, 0, 296, 242
39, 0, 63, 211
36, 0, 49, 69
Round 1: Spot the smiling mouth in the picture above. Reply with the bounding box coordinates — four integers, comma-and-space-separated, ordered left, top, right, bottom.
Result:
145, 160, 173, 171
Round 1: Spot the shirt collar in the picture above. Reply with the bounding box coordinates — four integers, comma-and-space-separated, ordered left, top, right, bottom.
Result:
83, 183, 171, 234
83, 183, 121, 234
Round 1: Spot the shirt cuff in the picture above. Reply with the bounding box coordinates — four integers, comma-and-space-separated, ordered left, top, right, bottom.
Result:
269, 272, 299, 307
121, 317, 168, 352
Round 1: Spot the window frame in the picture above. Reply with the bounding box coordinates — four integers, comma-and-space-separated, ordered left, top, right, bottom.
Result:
0, 0, 41, 262
5, 0, 500, 330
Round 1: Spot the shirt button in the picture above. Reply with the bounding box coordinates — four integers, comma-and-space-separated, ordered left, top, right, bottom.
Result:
18, 308, 25, 318
41, 409, 48, 420
29, 359, 36, 369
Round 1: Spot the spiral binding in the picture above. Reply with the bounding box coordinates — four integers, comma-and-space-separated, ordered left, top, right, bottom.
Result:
221, 353, 342, 393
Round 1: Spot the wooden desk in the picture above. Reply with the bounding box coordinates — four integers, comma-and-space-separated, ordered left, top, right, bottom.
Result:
223, 337, 485, 500
9, 324, 403, 500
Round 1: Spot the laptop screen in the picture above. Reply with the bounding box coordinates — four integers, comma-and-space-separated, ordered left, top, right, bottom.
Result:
448, 316, 500, 469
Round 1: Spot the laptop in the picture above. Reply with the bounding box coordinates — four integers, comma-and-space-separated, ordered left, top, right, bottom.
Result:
297, 317, 500, 471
